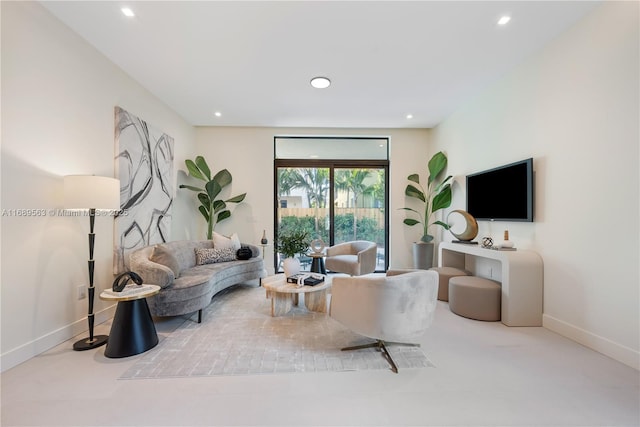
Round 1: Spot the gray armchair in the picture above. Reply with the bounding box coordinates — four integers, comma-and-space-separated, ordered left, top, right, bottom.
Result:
329, 269, 439, 373
324, 240, 377, 276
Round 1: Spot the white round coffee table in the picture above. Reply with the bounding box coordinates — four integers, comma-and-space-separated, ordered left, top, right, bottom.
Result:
261, 273, 331, 316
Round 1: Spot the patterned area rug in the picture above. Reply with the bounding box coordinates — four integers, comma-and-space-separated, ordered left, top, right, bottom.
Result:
120, 284, 433, 379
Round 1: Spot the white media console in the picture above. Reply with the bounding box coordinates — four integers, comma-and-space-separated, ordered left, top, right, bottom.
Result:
438, 242, 543, 326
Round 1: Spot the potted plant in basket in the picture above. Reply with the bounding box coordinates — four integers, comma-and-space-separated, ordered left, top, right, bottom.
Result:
276, 229, 310, 277
399, 151, 453, 269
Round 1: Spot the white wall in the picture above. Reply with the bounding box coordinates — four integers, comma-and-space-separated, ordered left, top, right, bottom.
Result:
193, 127, 430, 275
430, 1, 639, 369
0, 2, 197, 371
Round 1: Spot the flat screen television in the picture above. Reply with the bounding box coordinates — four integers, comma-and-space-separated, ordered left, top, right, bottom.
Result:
466, 158, 534, 222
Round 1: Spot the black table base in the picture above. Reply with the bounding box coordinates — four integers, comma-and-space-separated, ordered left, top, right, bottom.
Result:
311, 257, 326, 274
105, 298, 158, 358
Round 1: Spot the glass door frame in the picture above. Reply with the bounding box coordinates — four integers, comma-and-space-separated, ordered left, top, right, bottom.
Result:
273, 158, 389, 273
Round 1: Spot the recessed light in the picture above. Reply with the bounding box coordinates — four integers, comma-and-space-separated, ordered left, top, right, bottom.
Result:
497, 15, 511, 26
310, 77, 331, 89
214, 111, 222, 117
121, 7, 135, 17
406, 114, 413, 119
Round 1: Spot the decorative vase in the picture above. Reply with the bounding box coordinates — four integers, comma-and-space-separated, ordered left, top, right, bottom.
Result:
283, 257, 301, 277
412, 242, 435, 270
501, 230, 514, 248
261, 230, 268, 245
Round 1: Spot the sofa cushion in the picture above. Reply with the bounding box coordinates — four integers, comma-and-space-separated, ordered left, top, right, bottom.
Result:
212, 231, 241, 251
149, 244, 181, 278
195, 247, 237, 265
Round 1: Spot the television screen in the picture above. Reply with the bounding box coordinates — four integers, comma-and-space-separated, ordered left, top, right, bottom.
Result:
466, 158, 533, 222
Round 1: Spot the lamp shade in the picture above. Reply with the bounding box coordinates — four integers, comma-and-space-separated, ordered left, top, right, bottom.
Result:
64, 175, 120, 210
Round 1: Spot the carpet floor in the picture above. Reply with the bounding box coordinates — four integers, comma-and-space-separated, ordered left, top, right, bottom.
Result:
120, 284, 433, 378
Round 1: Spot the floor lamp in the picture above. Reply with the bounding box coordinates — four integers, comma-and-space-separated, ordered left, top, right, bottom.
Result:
64, 175, 120, 351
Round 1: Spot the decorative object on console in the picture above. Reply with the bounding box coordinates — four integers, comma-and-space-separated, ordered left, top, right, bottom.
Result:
447, 209, 479, 243
481, 236, 494, 248
500, 230, 515, 248
179, 155, 246, 239
276, 229, 310, 277
64, 174, 120, 351
112, 271, 143, 292
114, 106, 174, 273
400, 151, 453, 269
261, 230, 268, 245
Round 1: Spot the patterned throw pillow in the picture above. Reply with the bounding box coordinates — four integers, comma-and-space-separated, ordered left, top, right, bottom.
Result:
150, 244, 180, 278
195, 247, 237, 265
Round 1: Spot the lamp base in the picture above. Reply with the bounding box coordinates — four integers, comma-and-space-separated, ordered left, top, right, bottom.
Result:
73, 335, 108, 351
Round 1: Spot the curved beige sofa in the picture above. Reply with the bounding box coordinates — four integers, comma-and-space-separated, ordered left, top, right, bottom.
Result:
129, 240, 265, 322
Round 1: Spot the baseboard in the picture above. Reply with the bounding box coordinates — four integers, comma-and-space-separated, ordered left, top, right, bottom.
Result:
0, 304, 116, 373
543, 314, 639, 370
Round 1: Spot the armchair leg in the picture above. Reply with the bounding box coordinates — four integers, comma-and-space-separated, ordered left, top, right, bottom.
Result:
341, 340, 398, 373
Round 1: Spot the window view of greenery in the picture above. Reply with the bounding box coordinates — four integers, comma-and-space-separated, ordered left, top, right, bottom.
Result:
276, 166, 386, 272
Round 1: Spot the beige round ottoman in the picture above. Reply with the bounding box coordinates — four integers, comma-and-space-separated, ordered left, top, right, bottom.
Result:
429, 266, 470, 301
449, 276, 501, 321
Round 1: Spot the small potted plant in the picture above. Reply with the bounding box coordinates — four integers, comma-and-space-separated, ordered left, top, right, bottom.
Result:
400, 151, 453, 269
276, 229, 310, 277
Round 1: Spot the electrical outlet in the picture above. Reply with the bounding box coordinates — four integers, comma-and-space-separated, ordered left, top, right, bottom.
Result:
77, 285, 87, 300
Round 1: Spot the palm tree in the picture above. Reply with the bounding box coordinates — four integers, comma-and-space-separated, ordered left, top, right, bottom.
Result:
277, 168, 329, 234
335, 169, 374, 239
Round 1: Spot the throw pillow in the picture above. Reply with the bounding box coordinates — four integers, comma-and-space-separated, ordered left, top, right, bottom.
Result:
195, 247, 237, 265
236, 246, 252, 260
150, 244, 180, 278
212, 231, 241, 251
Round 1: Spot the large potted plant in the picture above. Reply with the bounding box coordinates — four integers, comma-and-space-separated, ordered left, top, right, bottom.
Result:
276, 229, 310, 277
400, 151, 453, 269
179, 156, 246, 239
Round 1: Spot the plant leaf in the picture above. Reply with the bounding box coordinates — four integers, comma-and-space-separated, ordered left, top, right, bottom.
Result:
195, 156, 211, 181
407, 174, 420, 184
217, 210, 231, 223
179, 184, 204, 192
225, 193, 246, 203
428, 151, 447, 185
198, 205, 210, 222
405, 184, 426, 202
433, 220, 451, 230
431, 184, 452, 212
197, 193, 210, 208
185, 159, 206, 181
212, 199, 226, 213
433, 175, 453, 193
213, 169, 232, 188
205, 180, 222, 202
403, 218, 420, 226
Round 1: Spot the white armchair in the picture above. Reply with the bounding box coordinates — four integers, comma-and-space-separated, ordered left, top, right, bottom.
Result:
329, 269, 439, 373
324, 240, 377, 276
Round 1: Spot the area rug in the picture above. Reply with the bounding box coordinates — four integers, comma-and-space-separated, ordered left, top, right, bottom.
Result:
120, 284, 433, 379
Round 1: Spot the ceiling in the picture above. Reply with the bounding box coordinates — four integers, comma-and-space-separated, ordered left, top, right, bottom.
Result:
41, 1, 600, 129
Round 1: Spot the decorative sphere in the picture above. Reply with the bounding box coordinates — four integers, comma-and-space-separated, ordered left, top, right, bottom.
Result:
481, 236, 493, 248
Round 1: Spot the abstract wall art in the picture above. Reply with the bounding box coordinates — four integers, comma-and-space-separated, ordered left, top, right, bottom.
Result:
114, 106, 174, 272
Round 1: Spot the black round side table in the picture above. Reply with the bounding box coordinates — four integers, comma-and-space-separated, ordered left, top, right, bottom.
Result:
100, 284, 160, 358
